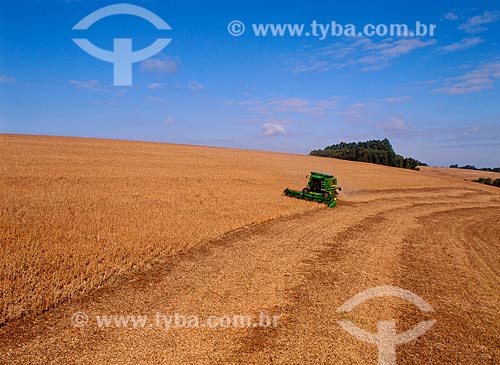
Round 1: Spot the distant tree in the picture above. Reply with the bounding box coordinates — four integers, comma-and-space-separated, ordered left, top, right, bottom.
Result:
480, 167, 500, 173
476, 177, 494, 186
452, 164, 500, 173
462, 165, 477, 170
309, 139, 427, 170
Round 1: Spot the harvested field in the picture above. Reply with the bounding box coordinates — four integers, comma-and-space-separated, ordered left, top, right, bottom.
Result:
1, 134, 499, 364
419, 165, 500, 182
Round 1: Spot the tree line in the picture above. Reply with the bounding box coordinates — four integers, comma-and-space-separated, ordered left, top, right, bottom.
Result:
449, 164, 500, 173
474, 177, 500, 188
309, 138, 427, 170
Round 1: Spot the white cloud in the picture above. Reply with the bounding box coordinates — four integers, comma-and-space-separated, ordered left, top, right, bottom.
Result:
407, 79, 438, 90
0, 74, 16, 84
336, 103, 370, 122
378, 116, 408, 131
438, 37, 484, 52
164, 117, 175, 125
140, 55, 180, 74
372, 38, 436, 57
270, 98, 310, 110
384, 96, 413, 103
90, 99, 117, 106
68, 79, 128, 96
146, 96, 170, 103
69, 79, 100, 90
262, 122, 285, 136
288, 37, 436, 73
239, 96, 337, 117
458, 11, 500, 33
148, 83, 161, 89
435, 62, 500, 94
269, 97, 337, 115
188, 80, 204, 90
443, 12, 459, 21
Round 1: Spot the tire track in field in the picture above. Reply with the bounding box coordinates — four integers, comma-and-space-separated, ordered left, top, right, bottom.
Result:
397, 207, 500, 364
0, 188, 499, 364
228, 191, 500, 364
0, 201, 381, 364
229, 202, 475, 364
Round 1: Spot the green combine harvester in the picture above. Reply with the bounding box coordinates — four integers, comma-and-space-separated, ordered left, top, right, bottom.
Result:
284, 171, 341, 208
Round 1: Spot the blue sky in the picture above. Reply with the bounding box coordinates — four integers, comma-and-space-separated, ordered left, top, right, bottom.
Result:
1, 0, 499, 166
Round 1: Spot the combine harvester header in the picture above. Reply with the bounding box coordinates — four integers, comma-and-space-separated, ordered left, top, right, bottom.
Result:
284, 171, 341, 208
